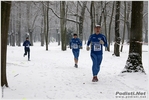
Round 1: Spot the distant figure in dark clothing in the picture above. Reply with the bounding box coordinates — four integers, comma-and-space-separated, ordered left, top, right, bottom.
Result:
23, 37, 31, 61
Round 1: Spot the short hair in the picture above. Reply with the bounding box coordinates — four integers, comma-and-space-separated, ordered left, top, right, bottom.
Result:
26, 37, 29, 39
73, 34, 77, 36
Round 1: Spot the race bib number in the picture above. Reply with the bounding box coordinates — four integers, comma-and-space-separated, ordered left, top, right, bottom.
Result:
26, 44, 30, 48
72, 43, 78, 49
94, 43, 101, 51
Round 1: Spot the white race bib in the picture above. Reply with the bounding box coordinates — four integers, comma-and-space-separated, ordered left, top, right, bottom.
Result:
26, 45, 30, 48
94, 43, 101, 51
72, 43, 78, 49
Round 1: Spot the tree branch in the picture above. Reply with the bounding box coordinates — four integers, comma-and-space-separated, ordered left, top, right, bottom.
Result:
143, 12, 148, 18
41, 2, 80, 24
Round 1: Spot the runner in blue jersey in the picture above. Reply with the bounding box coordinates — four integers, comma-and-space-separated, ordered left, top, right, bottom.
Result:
23, 37, 31, 61
70, 34, 82, 68
86, 25, 108, 82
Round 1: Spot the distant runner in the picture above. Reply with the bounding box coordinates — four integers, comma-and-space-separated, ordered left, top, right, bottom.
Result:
70, 34, 82, 68
86, 25, 108, 82
23, 37, 31, 61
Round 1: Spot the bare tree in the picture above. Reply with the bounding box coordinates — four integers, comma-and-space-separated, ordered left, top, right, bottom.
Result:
114, 1, 121, 56
44, 1, 87, 49
60, 1, 67, 51
78, 1, 87, 41
14, 2, 22, 46
42, 1, 49, 50
55, 1, 60, 46
17, 2, 21, 46
26, 1, 41, 46
46, 1, 49, 50
76, 2, 79, 35
8, 10, 15, 46
41, 15, 44, 46
43, 2, 47, 49
120, 1, 127, 52
11, 2, 16, 46
90, 1, 95, 34
122, 1, 145, 73
126, 2, 131, 43
99, 1, 103, 25
108, 1, 115, 51
7, 1, 148, 49
143, 18, 148, 43
103, 2, 108, 51
143, 1, 148, 44
11, 12, 15, 46
1, 1, 11, 87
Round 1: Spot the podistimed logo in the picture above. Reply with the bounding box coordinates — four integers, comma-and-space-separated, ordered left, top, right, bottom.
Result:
115, 91, 147, 99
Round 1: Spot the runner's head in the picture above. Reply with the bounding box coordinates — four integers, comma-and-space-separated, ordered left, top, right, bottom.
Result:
94, 25, 101, 34
26, 37, 29, 40
73, 33, 77, 38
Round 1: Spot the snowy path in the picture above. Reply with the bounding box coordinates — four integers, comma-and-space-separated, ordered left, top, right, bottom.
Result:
3, 43, 148, 100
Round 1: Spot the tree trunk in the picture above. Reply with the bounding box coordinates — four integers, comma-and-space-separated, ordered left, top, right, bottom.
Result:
144, 29, 148, 43
122, 1, 145, 73
103, 2, 108, 51
143, 19, 148, 43
8, 14, 11, 46
44, 4, 47, 49
1, 1, 11, 87
43, 2, 48, 50
41, 32, 44, 46
12, 9, 15, 46
27, 2, 33, 46
43, 1, 47, 48
46, 1, 49, 50
41, 17, 44, 46
95, 2, 100, 25
9, 17, 14, 46
12, 32, 15, 46
12, 11, 15, 47
60, 1, 67, 51
120, 1, 126, 52
126, 2, 131, 43
99, 1, 103, 25
76, 2, 79, 36
57, 29, 60, 46
114, 1, 121, 56
13, 4, 16, 46
29, 29, 33, 46
90, 1, 95, 34
18, 2, 21, 46
78, 1, 87, 41
108, 1, 115, 52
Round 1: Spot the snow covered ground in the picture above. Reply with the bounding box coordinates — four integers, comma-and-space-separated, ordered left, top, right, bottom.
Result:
2, 42, 148, 100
